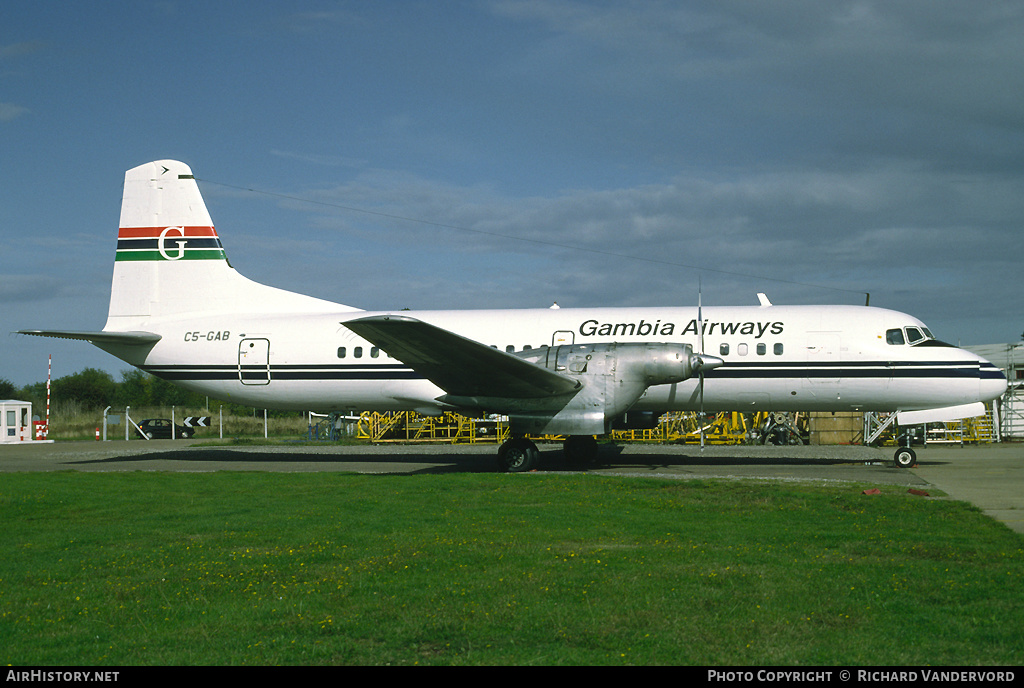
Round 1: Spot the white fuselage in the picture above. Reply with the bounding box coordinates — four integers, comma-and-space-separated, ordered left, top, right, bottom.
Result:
123, 302, 1006, 415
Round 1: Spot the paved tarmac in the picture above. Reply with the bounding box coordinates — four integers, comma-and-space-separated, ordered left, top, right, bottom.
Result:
908, 442, 1024, 535
1, 438, 1021, 534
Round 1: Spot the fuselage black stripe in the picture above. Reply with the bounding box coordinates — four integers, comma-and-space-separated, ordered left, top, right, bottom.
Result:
709, 369, 978, 379
140, 361, 987, 383
142, 365, 423, 381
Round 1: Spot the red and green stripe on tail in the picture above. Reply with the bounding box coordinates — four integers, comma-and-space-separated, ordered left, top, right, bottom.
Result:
115, 226, 226, 261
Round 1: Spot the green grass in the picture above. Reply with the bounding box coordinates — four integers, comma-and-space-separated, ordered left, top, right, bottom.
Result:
2, 472, 1022, 665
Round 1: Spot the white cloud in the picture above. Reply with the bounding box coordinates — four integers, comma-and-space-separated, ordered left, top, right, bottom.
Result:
0, 103, 29, 121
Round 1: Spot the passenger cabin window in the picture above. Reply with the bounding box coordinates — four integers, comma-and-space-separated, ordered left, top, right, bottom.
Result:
709, 341, 781, 356
339, 345, 381, 358
886, 329, 905, 345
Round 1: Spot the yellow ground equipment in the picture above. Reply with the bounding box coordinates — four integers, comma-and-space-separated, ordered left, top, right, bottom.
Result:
611, 411, 761, 445
356, 410, 811, 446
355, 407, 999, 446
357, 411, 507, 444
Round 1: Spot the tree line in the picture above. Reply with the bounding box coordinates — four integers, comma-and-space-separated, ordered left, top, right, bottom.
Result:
1, 368, 259, 416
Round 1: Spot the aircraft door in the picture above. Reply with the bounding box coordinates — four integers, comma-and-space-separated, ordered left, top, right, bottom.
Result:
552, 330, 574, 346
239, 338, 271, 385
805, 333, 841, 385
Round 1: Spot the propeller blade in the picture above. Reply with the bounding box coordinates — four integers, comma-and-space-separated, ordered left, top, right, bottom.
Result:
698, 279, 704, 450
690, 280, 725, 449
699, 371, 705, 449
697, 278, 704, 355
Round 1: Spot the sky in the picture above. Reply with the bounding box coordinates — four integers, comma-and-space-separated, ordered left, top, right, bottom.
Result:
2, 0, 1023, 387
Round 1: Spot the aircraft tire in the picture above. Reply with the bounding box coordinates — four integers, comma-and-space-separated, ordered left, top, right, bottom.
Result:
498, 438, 539, 473
893, 447, 917, 468
563, 435, 599, 466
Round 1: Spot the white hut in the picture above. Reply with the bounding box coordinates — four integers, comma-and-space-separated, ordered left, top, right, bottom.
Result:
0, 400, 33, 443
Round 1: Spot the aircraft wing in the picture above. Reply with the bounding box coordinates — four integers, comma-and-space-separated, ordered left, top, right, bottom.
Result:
342, 315, 580, 399
17, 330, 162, 345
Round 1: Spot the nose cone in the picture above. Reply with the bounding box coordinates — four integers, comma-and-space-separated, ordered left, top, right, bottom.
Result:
979, 359, 1008, 402
690, 353, 725, 373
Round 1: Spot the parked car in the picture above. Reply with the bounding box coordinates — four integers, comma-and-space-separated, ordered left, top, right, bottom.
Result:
136, 418, 193, 439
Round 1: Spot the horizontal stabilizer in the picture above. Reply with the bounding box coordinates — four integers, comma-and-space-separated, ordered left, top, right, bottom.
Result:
342, 315, 580, 399
17, 330, 162, 345
896, 402, 986, 425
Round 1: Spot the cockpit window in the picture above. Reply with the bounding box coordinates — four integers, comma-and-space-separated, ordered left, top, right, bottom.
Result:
887, 325, 939, 346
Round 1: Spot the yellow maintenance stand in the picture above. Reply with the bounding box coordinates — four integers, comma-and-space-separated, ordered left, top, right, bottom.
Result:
357, 411, 507, 444
356, 410, 809, 446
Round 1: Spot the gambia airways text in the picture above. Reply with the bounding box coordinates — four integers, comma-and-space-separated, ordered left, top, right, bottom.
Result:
578, 318, 784, 339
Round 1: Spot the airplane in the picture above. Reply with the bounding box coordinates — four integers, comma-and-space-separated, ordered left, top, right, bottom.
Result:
20, 160, 1008, 471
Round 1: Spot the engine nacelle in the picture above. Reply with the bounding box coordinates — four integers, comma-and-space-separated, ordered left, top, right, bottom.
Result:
515, 341, 694, 379
499, 342, 722, 436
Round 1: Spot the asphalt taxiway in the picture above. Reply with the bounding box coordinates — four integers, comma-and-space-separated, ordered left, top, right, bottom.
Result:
1, 439, 1021, 534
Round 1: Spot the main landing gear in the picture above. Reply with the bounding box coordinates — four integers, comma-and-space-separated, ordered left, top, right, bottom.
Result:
497, 437, 540, 473
496, 435, 600, 472
562, 435, 599, 466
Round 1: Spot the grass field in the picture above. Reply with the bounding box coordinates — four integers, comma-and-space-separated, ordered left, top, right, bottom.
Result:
2, 471, 1022, 666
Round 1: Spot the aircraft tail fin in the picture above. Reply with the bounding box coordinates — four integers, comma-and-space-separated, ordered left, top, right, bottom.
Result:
105, 160, 355, 330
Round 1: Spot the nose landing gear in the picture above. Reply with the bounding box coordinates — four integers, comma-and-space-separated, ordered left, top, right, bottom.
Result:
893, 446, 917, 468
